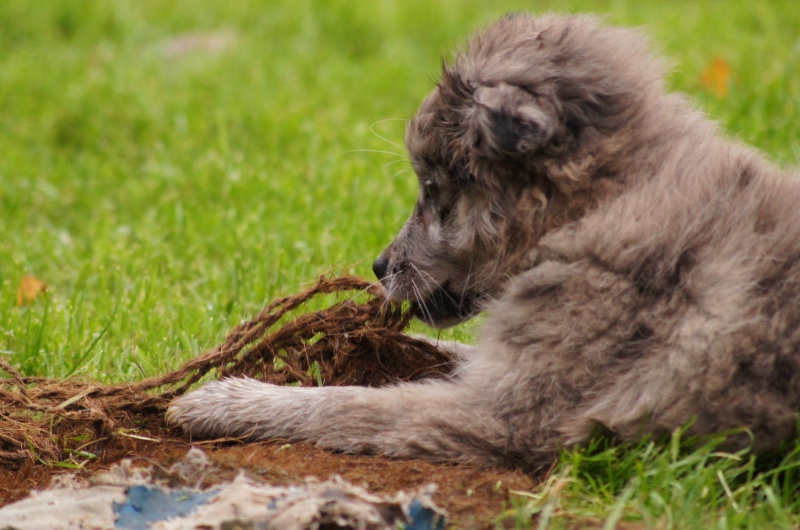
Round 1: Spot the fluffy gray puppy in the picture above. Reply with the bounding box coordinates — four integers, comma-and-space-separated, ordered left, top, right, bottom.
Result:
168, 14, 800, 472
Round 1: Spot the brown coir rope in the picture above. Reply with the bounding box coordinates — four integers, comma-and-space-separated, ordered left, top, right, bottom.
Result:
0, 275, 453, 467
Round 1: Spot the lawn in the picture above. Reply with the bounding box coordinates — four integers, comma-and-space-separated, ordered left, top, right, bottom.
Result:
1, 0, 799, 528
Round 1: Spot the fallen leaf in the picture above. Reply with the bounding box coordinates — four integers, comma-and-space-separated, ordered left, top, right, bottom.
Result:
17, 275, 47, 306
701, 57, 731, 98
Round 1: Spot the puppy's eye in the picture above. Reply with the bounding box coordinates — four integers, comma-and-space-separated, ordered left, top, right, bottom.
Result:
423, 180, 440, 201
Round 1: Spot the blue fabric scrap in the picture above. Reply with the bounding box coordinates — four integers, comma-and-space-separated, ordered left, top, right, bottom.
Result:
111, 483, 445, 530
406, 498, 447, 530
113, 485, 219, 530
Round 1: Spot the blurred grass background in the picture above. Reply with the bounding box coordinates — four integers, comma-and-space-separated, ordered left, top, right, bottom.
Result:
0, 0, 797, 385
1, 1, 799, 527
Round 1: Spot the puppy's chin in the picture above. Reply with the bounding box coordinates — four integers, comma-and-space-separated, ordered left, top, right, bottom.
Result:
411, 287, 480, 329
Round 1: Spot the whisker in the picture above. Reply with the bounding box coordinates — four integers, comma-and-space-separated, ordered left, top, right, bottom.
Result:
366, 270, 405, 315
459, 256, 475, 308
409, 264, 440, 290
356, 278, 387, 298
411, 263, 461, 307
390, 168, 412, 181
344, 148, 403, 158
369, 118, 406, 150
410, 278, 434, 325
385, 158, 411, 169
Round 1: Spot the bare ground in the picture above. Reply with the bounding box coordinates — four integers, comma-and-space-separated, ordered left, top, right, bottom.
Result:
0, 420, 539, 528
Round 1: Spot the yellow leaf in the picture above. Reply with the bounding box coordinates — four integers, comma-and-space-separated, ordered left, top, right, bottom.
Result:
701, 57, 731, 98
17, 275, 47, 306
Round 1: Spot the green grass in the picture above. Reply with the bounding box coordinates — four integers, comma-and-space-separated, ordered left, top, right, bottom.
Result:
0, 0, 798, 527
504, 430, 800, 529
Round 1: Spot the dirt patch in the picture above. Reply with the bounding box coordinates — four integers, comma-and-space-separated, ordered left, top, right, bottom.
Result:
0, 275, 543, 527
0, 429, 538, 527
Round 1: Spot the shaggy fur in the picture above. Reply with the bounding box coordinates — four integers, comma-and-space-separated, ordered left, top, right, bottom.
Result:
167, 14, 800, 472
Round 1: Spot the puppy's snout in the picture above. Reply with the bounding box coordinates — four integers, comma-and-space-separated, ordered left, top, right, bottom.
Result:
372, 256, 389, 280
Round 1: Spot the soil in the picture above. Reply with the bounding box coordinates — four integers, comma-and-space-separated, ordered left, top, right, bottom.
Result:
0, 421, 539, 528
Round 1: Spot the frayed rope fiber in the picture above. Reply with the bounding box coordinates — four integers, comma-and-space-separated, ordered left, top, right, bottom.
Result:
0, 275, 454, 467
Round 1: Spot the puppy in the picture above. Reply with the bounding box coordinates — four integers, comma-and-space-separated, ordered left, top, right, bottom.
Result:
168, 14, 800, 472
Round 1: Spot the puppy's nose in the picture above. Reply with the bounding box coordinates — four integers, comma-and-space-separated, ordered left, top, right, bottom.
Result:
372, 256, 389, 280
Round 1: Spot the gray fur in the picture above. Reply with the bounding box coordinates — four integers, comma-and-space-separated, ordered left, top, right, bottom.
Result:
167, 14, 800, 472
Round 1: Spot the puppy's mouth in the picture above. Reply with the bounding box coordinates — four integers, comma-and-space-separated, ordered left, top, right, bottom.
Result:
411, 284, 481, 329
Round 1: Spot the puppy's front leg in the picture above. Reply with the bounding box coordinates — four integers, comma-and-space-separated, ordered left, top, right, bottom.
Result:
167, 377, 508, 465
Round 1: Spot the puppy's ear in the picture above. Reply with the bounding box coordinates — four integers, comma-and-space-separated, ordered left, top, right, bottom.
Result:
466, 82, 555, 161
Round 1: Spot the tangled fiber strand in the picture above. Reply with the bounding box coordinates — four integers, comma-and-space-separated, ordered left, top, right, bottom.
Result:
0, 275, 454, 467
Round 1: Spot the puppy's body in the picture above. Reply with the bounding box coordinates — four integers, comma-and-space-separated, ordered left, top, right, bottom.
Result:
168, 15, 800, 472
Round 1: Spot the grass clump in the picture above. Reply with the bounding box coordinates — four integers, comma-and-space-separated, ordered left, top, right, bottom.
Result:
506, 430, 800, 529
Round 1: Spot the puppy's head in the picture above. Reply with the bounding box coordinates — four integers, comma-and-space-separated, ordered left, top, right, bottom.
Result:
374, 14, 665, 328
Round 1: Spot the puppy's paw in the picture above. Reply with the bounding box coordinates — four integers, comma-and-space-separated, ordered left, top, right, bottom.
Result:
166, 378, 274, 439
